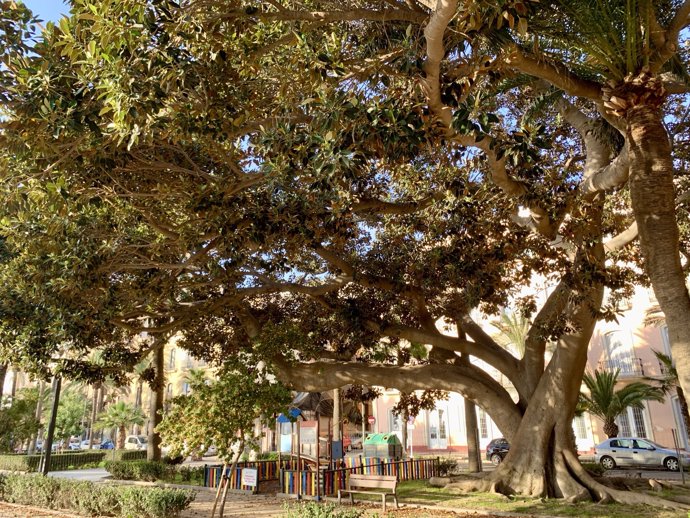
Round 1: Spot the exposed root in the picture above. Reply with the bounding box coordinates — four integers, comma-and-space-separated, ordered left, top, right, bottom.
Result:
562, 449, 690, 509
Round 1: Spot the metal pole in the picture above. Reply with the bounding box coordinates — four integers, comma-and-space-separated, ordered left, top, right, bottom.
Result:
316, 413, 321, 501
41, 376, 61, 476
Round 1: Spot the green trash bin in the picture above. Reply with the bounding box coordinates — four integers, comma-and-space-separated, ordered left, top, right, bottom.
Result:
363, 433, 403, 458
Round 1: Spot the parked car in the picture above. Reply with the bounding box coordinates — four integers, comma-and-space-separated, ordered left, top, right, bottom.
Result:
100, 439, 115, 450
80, 439, 100, 450
595, 437, 690, 471
124, 435, 148, 450
486, 437, 510, 465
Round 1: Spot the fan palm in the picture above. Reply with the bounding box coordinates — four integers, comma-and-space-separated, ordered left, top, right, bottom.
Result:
184, 368, 208, 391
645, 350, 690, 437
579, 369, 665, 437
96, 402, 145, 450
493, 310, 530, 358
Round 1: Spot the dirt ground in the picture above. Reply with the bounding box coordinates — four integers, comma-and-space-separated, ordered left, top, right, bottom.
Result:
0, 495, 534, 518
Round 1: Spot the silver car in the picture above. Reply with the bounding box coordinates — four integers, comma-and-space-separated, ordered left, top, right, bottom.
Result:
595, 437, 690, 471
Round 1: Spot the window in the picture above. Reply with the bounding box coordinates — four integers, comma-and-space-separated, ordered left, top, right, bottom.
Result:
573, 415, 588, 440
610, 439, 633, 448
631, 406, 648, 438
617, 411, 632, 437
478, 409, 488, 439
438, 409, 447, 440
168, 348, 176, 369
185, 352, 193, 369
182, 382, 190, 395
604, 331, 636, 374
389, 411, 402, 432
165, 383, 173, 400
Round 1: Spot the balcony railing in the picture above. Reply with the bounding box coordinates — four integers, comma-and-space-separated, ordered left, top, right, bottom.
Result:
597, 357, 645, 377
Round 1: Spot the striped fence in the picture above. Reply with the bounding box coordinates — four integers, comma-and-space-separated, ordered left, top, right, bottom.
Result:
203, 458, 309, 489
280, 457, 439, 497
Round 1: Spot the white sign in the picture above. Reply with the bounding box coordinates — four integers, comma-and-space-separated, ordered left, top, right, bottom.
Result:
300, 423, 317, 445
241, 468, 258, 487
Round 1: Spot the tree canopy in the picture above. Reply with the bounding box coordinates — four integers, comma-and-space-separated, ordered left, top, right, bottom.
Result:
1, 0, 690, 506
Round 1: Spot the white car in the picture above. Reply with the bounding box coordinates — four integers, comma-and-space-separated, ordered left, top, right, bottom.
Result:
124, 435, 148, 450
595, 437, 690, 471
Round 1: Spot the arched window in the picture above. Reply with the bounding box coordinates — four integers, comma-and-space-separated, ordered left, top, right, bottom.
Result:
168, 348, 176, 369
165, 383, 173, 401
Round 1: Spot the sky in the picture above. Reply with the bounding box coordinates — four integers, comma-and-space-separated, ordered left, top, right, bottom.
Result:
22, 0, 69, 23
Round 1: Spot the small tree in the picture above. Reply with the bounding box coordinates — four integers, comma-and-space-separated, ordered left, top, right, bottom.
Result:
579, 370, 665, 438
157, 364, 291, 518
0, 388, 40, 452
96, 402, 145, 450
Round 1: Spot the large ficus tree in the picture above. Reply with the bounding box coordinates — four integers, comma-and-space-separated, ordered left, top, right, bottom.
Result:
1, 0, 690, 506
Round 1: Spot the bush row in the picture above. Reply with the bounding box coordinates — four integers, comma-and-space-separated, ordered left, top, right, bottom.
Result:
0, 450, 147, 472
0, 473, 195, 517
0, 452, 105, 472
104, 460, 172, 482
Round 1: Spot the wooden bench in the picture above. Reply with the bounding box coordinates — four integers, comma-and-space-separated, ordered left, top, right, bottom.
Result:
337, 474, 399, 511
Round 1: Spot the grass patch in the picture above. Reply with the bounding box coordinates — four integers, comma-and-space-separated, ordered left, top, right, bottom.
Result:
350, 480, 688, 518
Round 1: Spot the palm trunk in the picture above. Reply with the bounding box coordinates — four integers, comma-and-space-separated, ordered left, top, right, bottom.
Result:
0, 363, 7, 401
627, 102, 690, 417
603, 419, 619, 438
675, 386, 690, 439
133, 381, 143, 435
117, 424, 126, 450
88, 382, 100, 448
147, 344, 164, 461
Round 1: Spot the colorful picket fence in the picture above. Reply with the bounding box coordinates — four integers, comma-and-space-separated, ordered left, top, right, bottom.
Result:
203, 458, 309, 489
280, 457, 439, 497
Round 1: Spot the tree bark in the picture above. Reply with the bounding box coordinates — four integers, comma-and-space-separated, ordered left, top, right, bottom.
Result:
676, 385, 690, 439
464, 399, 481, 473
88, 382, 100, 449
0, 363, 7, 401
147, 344, 165, 461
627, 102, 690, 413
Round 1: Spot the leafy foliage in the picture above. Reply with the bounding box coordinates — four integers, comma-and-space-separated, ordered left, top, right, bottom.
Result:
157, 364, 291, 462
579, 369, 665, 437
0, 389, 40, 453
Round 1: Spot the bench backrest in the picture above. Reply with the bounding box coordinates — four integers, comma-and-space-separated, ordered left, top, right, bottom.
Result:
348, 474, 397, 490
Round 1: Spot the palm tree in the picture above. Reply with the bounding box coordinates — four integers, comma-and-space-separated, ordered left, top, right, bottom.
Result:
184, 368, 208, 391
579, 369, 665, 437
645, 350, 690, 438
96, 402, 145, 450
493, 310, 530, 358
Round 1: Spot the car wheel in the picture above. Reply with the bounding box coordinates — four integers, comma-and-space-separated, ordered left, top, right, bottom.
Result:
664, 457, 680, 471
600, 456, 616, 470
490, 453, 503, 465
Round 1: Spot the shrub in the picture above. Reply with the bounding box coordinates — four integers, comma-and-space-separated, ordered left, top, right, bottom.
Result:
437, 457, 460, 476
0, 452, 107, 472
257, 451, 279, 461
105, 460, 171, 482
0, 473, 195, 518
162, 454, 185, 465
177, 466, 205, 484
111, 449, 148, 462
282, 502, 364, 518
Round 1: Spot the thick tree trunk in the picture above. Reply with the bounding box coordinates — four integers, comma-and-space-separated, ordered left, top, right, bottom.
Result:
627, 103, 690, 416
147, 344, 165, 461
464, 399, 481, 473
401, 405, 409, 457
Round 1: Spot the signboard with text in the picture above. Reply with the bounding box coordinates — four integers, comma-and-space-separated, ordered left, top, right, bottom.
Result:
300, 421, 318, 445
241, 468, 258, 488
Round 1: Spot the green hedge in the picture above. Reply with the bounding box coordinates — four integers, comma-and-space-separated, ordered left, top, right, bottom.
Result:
0, 473, 196, 518
0, 452, 107, 472
104, 460, 171, 482
104, 450, 148, 462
